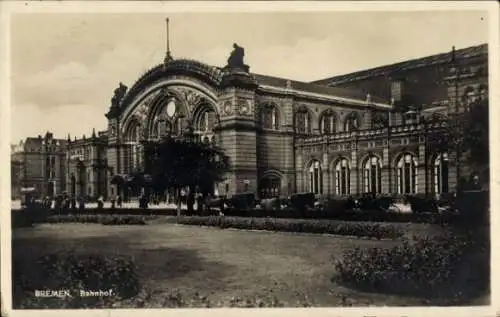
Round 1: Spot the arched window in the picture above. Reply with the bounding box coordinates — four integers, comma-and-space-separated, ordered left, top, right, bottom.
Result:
126, 122, 141, 174
335, 158, 350, 195
308, 160, 322, 194
198, 108, 216, 132
344, 113, 359, 132
261, 105, 279, 130
320, 111, 337, 134
295, 108, 311, 134
396, 154, 418, 194
363, 156, 382, 194
434, 153, 449, 194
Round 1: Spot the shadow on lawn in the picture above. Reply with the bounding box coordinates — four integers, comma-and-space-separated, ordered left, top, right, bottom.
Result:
12, 231, 235, 308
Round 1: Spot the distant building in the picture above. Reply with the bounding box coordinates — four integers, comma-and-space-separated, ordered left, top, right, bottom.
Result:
66, 129, 109, 200
10, 132, 68, 199
11, 144, 24, 200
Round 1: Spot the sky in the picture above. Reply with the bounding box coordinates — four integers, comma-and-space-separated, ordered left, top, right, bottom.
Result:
10, 10, 489, 144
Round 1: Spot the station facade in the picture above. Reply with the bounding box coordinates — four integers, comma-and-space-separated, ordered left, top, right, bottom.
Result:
11, 44, 488, 200
103, 44, 488, 199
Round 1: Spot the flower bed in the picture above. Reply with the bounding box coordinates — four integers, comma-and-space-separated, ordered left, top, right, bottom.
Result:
333, 232, 489, 303
13, 253, 140, 309
172, 216, 404, 240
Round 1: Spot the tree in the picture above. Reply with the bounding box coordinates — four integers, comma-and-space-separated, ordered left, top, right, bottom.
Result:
426, 96, 489, 191
144, 137, 231, 215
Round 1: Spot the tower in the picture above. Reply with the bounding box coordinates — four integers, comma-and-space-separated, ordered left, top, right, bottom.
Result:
215, 44, 259, 195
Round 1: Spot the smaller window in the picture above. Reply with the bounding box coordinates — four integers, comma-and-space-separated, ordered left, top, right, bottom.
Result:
320, 111, 336, 134
262, 105, 279, 130
344, 113, 359, 132
295, 109, 311, 134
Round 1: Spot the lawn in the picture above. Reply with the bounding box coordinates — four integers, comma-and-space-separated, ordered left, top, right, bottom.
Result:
12, 221, 451, 307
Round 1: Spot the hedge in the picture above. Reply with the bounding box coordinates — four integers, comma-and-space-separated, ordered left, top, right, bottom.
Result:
12, 212, 153, 227
172, 216, 404, 240
333, 231, 489, 303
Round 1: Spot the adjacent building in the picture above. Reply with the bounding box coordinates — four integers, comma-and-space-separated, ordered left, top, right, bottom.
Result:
10, 132, 68, 199
65, 129, 109, 200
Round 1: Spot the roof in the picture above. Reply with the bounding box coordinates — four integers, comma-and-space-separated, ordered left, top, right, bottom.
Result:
252, 73, 387, 103
120, 58, 388, 107
312, 43, 488, 86
119, 59, 223, 109
24, 136, 67, 147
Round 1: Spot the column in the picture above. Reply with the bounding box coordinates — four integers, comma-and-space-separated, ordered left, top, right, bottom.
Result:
381, 147, 391, 194
296, 153, 303, 193
417, 144, 426, 194
322, 152, 329, 195
350, 145, 358, 195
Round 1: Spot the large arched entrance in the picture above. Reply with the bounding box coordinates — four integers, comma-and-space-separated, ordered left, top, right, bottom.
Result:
259, 173, 282, 199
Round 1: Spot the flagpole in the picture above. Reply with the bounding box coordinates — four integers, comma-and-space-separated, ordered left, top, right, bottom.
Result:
164, 18, 173, 64
166, 18, 170, 56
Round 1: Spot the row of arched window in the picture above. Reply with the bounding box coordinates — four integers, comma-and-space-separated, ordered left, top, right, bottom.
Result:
306, 153, 449, 195
260, 104, 361, 134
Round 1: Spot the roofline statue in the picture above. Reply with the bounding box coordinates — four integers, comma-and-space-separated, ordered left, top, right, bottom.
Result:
111, 82, 128, 108
225, 43, 249, 73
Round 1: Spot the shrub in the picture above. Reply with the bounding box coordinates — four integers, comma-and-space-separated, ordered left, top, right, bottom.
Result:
13, 253, 140, 309
333, 232, 489, 303
173, 216, 404, 239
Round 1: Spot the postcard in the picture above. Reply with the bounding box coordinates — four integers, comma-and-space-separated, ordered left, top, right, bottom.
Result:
1, 1, 498, 317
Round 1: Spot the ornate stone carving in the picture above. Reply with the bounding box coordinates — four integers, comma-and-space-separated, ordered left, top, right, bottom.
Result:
169, 87, 206, 114
133, 102, 149, 124
223, 101, 233, 116
239, 102, 250, 115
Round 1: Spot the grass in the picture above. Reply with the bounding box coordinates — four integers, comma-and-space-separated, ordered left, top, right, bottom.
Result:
11, 221, 476, 307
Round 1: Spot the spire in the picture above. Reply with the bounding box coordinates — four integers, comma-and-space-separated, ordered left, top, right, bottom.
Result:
451, 45, 456, 64
164, 17, 174, 64
92, 128, 96, 139
67, 133, 71, 142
